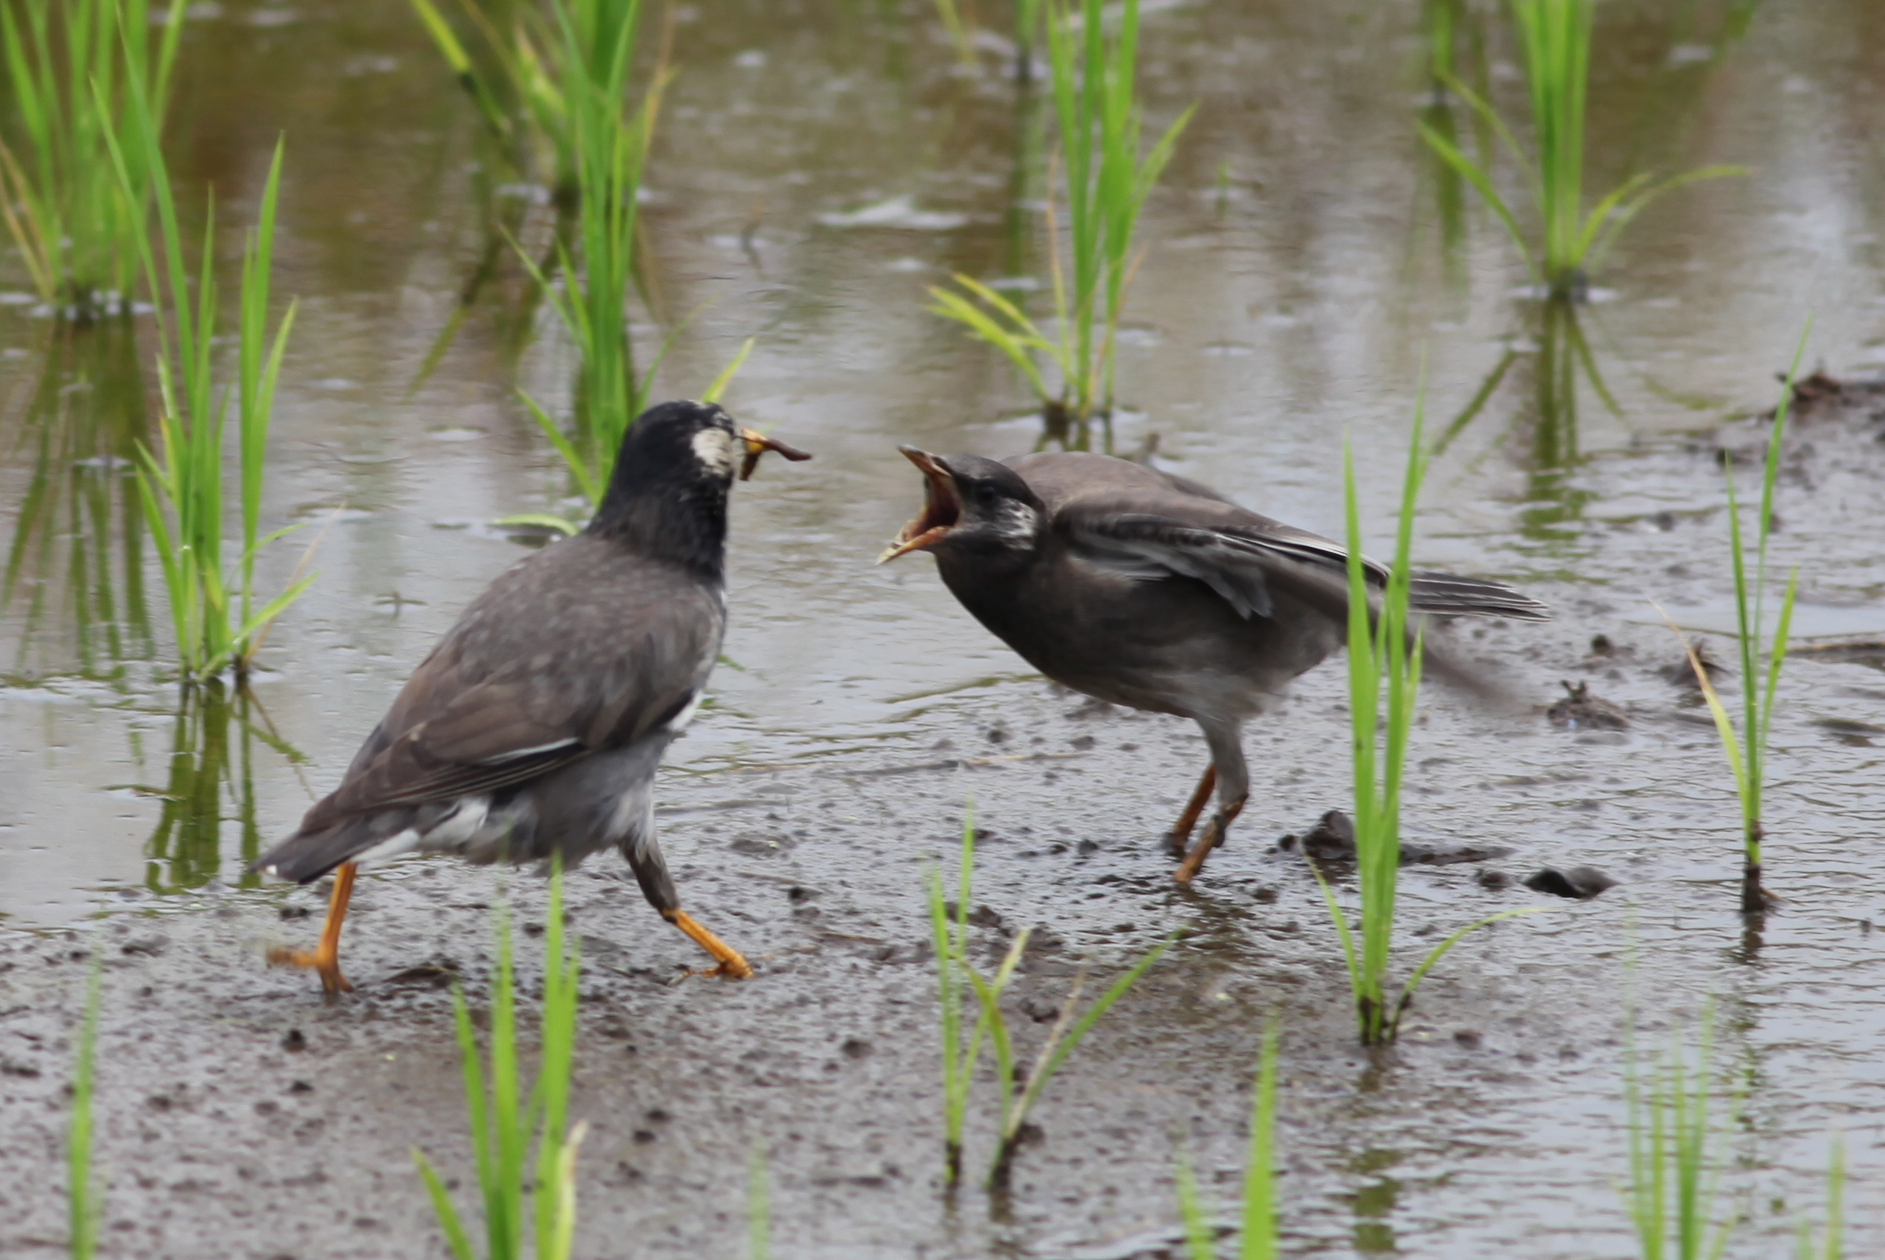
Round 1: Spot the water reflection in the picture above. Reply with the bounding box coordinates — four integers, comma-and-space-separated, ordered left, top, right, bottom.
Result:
1349, 1147, 1403, 1254
0, 318, 152, 680
1435, 297, 1610, 549
1414, 0, 1491, 289
142, 681, 304, 894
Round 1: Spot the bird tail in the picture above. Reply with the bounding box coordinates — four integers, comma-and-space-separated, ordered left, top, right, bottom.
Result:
251, 816, 399, 884
1409, 572, 1552, 622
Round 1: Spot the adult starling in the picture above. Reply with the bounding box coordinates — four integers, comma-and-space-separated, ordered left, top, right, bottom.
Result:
255, 401, 809, 992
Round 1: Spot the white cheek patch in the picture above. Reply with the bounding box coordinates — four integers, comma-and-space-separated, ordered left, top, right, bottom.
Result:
992, 500, 1040, 545
691, 427, 737, 477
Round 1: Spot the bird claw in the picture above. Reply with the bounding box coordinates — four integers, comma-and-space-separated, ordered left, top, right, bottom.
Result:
267, 945, 353, 994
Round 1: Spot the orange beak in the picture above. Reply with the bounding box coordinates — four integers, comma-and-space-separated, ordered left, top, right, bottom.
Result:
878, 446, 962, 563
738, 427, 813, 481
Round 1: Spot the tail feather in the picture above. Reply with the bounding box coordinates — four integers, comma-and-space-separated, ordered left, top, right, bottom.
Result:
1409, 572, 1551, 622
252, 813, 409, 884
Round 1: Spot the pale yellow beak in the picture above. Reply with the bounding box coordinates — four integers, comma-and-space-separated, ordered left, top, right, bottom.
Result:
878, 446, 962, 563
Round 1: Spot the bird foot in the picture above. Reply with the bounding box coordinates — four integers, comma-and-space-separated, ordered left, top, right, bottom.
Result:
266, 944, 353, 995
664, 909, 754, 979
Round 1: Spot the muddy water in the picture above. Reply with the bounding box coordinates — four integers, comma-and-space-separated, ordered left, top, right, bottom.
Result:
4, 0, 1885, 1256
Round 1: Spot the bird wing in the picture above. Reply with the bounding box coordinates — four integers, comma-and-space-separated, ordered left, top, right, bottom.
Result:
297, 544, 723, 833
1060, 502, 1386, 621
1015, 453, 1549, 623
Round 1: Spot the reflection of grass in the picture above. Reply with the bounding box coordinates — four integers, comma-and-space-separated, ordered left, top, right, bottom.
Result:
1, 320, 152, 677
1668, 327, 1808, 917
1419, 0, 1741, 298
0, 0, 183, 316
415, 867, 585, 1259
1433, 299, 1609, 549
926, 804, 1169, 1189
1175, 1023, 1279, 1260
106, 87, 310, 681
141, 681, 301, 893
929, 0, 1192, 442
1316, 404, 1548, 1046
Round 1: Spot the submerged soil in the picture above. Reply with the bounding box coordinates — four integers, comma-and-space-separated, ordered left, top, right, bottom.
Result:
6, 1, 1885, 1256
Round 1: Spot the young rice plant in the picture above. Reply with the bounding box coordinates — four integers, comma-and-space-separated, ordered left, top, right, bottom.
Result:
927, 803, 1170, 1190
102, 93, 311, 682
929, 0, 1192, 437
1316, 403, 1547, 1046
502, 0, 675, 509
1623, 1007, 1736, 1260
1419, 0, 1741, 298
0, 0, 183, 317
1174, 1022, 1279, 1260
66, 947, 104, 1260
414, 866, 586, 1260
1668, 323, 1809, 916
1794, 1142, 1845, 1260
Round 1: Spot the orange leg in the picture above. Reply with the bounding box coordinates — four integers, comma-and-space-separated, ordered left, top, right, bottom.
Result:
267, 862, 357, 994
1174, 795, 1247, 886
1165, 764, 1218, 855
662, 908, 753, 979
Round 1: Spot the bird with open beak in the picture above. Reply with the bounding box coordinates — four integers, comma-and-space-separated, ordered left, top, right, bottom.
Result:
255, 401, 810, 993
881, 446, 1548, 884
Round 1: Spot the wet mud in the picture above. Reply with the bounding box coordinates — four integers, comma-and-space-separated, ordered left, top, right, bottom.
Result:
6, 0, 1885, 1256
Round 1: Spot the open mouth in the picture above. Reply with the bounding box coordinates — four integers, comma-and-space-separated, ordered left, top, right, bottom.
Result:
877, 446, 961, 562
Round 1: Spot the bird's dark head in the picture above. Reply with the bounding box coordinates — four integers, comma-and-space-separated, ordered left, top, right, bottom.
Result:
879, 447, 1046, 566
588, 400, 810, 568
607, 400, 811, 492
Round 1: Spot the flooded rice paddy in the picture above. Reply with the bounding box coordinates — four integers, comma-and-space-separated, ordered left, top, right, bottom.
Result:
5, 1, 1885, 1256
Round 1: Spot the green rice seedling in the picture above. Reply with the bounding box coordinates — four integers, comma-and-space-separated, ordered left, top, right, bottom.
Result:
415, 865, 585, 1260
1794, 1141, 1844, 1260
0, 0, 183, 317
66, 947, 103, 1260
1174, 1023, 1280, 1260
1668, 326, 1809, 916
101, 83, 311, 681
1316, 402, 1549, 1046
504, 0, 688, 507
975, 929, 1171, 1190
408, 0, 666, 392
925, 805, 980, 1187
1013, 0, 1041, 80
1622, 1008, 1736, 1260
1418, 0, 1741, 298
408, 0, 621, 207
747, 1145, 770, 1260
929, 0, 1193, 442
927, 803, 1170, 1190
930, 0, 975, 67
